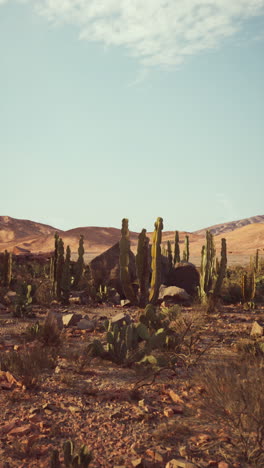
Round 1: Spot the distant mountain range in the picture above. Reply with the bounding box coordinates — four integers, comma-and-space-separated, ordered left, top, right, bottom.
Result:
0, 215, 264, 265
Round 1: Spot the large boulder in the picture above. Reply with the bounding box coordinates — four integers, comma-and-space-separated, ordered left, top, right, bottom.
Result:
89, 242, 137, 297
165, 262, 199, 296
159, 285, 191, 304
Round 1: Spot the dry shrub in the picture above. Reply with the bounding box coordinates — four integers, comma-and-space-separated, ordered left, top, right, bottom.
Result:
0, 345, 57, 388
34, 279, 53, 306
197, 358, 264, 466
168, 311, 209, 369
40, 311, 62, 347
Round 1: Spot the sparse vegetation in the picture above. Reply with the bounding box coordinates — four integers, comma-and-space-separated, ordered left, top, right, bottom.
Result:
0, 217, 264, 467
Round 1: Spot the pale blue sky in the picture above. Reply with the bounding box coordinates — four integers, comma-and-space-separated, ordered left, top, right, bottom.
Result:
1, 0, 264, 233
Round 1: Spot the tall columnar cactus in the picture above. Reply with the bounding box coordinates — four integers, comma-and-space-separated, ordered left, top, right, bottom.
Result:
74, 235, 85, 288
53, 232, 59, 294
255, 248, 260, 273
242, 270, 256, 304
61, 245, 71, 304
119, 219, 138, 305
199, 231, 226, 305
56, 237, 65, 299
3, 250, 12, 287
167, 240, 173, 271
183, 235, 190, 262
136, 229, 150, 307
149, 217, 163, 305
174, 230, 180, 265
213, 238, 227, 297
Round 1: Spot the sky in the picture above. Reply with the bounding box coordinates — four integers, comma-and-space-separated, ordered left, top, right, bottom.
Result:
1, 0, 264, 233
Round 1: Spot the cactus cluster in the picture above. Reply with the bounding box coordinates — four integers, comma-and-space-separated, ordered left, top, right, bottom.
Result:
52, 233, 85, 302
120, 217, 163, 306
50, 440, 92, 468
198, 231, 227, 307
242, 270, 256, 305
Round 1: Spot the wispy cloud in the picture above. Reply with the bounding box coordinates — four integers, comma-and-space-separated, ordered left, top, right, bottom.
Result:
3, 1, 264, 67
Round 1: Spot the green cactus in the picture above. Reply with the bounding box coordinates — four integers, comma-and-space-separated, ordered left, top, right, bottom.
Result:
213, 238, 227, 297
55, 238, 65, 299
199, 232, 227, 309
53, 232, 59, 295
174, 231, 180, 265
63, 440, 74, 467
62, 440, 92, 468
167, 240, 173, 271
61, 246, 71, 304
255, 248, 260, 273
119, 219, 138, 305
50, 449, 61, 468
73, 235, 85, 288
136, 228, 150, 307
149, 217, 163, 305
242, 269, 256, 305
3, 250, 12, 287
183, 235, 190, 262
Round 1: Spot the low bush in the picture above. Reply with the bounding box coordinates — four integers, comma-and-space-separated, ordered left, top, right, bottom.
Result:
197, 358, 264, 466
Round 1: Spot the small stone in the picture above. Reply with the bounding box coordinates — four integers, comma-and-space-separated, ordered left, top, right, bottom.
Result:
120, 299, 131, 307
131, 458, 143, 467
165, 459, 197, 468
145, 449, 163, 462
76, 319, 95, 331
218, 463, 230, 468
168, 389, 184, 404
112, 312, 131, 324
250, 321, 263, 337
164, 407, 174, 417
62, 313, 82, 327
179, 446, 188, 457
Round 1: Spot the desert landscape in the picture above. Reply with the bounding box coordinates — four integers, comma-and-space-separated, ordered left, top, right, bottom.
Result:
0, 215, 264, 468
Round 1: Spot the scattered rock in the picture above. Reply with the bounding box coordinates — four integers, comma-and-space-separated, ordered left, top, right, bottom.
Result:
111, 312, 131, 325
76, 319, 96, 331
218, 463, 230, 468
159, 285, 191, 304
250, 320, 263, 337
164, 407, 174, 417
121, 299, 131, 307
131, 458, 143, 467
62, 313, 82, 327
166, 459, 197, 468
168, 389, 184, 405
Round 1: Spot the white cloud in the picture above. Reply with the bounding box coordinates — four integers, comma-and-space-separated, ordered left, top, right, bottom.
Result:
2, 0, 264, 67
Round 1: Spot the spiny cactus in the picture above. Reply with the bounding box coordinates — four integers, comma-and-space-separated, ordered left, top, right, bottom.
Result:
199, 231, 227, 306
136, 229, 150, 307
149, 217, 163, 305
174, 230, 180, 265
242, 270, 256, 304
3, 250, 12, 287
50, 440, 92, 468
56, 237, 65, 299
61, 246, 71, 304
53, 232, 59, 295
119, 218, 138, 305
167, 240, 173, 271
73, 235, 85, 288
183, 235, 190, 262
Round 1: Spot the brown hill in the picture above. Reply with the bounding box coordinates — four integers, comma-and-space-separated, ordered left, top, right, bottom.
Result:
0, 215, 264, 265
